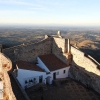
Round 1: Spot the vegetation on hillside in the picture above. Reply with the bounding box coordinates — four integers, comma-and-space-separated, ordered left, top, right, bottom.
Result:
0, 27, 100, 62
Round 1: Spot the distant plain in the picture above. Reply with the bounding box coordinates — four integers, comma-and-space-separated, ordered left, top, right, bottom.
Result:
0, 26, 100, 62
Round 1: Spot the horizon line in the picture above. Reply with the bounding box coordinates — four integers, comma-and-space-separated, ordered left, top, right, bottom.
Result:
0, 24, 100, 28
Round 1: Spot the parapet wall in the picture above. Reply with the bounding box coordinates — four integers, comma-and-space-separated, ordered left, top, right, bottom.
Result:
69, 46, 100, 93
0, 53, 16, 100
3, 37, 53, 63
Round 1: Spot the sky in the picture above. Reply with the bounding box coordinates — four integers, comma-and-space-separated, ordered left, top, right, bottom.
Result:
0, 0, 100, 26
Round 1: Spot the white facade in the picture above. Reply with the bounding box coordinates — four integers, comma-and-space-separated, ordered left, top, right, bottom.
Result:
17, 68, 46, 89
46, 67, 70, 84
16, 65, 70, 88
37, 57, 70, 84
16, 56, 70, 89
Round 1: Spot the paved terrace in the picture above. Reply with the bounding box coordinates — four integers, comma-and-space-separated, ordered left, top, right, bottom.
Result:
26, 78, 100, 100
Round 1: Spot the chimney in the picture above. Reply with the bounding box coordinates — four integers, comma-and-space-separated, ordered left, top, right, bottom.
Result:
68, 39, 70, 53
57, 31, 62, 38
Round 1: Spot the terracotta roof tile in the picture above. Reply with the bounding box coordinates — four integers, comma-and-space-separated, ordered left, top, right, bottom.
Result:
16, 61, 45, 72
38, 54, 68, 71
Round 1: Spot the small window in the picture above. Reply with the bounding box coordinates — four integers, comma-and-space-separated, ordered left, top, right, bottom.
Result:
25, 80, 28, 84
63, 70, 66, 74
56, 72, 59, 75
46, 72, 50, 74
34, 78, 36, 81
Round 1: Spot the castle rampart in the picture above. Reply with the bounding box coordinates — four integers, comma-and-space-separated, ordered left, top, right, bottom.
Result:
1, 33, 100, 94
3, 37, 53, 63
69, 46, 100, 93
3, 36, 69, 64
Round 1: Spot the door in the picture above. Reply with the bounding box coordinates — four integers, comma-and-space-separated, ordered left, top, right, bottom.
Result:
39, 76, 42, 83
46, 76, 50, 84
53, 72, 56, 80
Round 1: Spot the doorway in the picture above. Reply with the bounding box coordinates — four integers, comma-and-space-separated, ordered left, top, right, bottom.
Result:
39, 76, 43, 83
53, 72, 56, 80
46, 76, 51, 84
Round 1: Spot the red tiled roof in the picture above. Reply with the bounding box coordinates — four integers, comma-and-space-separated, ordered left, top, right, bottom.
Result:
38, 54, 68, 71
16, 61, 45, 72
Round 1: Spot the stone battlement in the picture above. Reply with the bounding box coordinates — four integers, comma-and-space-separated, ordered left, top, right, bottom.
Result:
69, 46, 100, 93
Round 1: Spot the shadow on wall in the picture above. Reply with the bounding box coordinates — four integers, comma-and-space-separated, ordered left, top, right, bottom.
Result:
51, 37, 69, 64
69, 53, 100, 94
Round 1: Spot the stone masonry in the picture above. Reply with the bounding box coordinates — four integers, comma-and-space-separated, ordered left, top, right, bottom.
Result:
69, 46, 100, 94
0, 32, 100, 98
3, 37, 53, 63
0, 53, 16, 100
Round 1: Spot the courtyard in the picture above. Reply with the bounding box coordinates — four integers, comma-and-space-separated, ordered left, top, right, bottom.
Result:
26, 78, 100, 100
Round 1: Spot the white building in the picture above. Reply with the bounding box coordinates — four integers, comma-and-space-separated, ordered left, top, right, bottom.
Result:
16, 54, 70, 89
16, 61, 46, 89
37, 54, 70, 84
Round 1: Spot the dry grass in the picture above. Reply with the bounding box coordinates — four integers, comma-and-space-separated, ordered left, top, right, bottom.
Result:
78, 40, 94, 47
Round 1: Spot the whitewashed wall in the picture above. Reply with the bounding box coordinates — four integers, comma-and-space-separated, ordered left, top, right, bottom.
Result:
46, 67, 70, 84
37, 57, 70, 84
16, 56, 70, 89
17, 69, 46, 89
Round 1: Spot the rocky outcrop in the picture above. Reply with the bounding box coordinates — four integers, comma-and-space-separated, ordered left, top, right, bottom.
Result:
0, 53, 16, 100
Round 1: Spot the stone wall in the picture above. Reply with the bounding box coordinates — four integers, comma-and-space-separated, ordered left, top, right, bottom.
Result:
0, 53, 16, 100
2, 34, 100, 94
69, 46, 100, 93
3, 38, 53, 63
52, 37, 68, 64
3, 37, 69, 64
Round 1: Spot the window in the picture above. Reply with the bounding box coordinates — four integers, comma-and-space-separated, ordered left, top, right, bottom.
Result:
63, 70, 66, 74
56, 72, 59, 75
34, 78, 36, 81
46, 72, 50, 74
25, 80, 28, 84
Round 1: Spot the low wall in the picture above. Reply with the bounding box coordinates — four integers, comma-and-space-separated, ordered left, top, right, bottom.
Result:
69, 46, 100, 93
3, 38, 53, 63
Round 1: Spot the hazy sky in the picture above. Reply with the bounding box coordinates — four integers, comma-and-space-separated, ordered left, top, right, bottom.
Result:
0, 0, 100, 26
